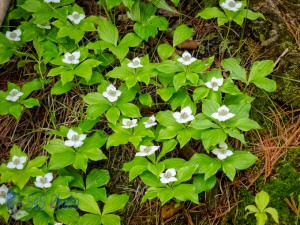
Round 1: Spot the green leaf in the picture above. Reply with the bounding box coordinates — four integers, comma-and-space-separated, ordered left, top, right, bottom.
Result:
139, 93, 153, 106
51, 80, 74, 95
106, 132, 130, 148
129, 165, 148, 181
252, 77, 276, 92
202, 99, 219, 118
48, 152, 75, 170
101, 214, 121, 225
157, 188, 174, 205
173, 184, 199, 204
85, 187, 107, 202
192, 174, 216, 193
173, 72, 186, 91
73, 193, 101, 215
157, 44, 175, 60
105, 0, 122, 10
189, 114, 220, 130
44, 139, 74, 154
197, 7, 226, 20
248, 60, 274, 83
221, 58, 247, 83
245, 205, 260, 213
244, 9, 265, 20
73, 152, 88, 172
190, 154, 221, 179
232, 118, 261, 131
255, 190, 270, 212
157, 139, 178, 162
21, 78, 43, 98
55, 208, 80, 224
119, 33, 142, 47
255, 212, 268, 225
118, 103, 141, 117
79, 213, 101, 225
106, 107, 120, 124
140, 171, 162, 188
98, 18, 119, 46
20, 98, 39, 108
221, 161, 236, 181
223, 151, 257, 170
26, 156, 48, 169
9, 104, 23, 119
264, 207, 279, 224
173, 24, 193, 47
176, 165, 197, 183
177, 128, 192, 147
102, 194, 129, 215
156, 110, 178, 127
201, 128, 227, 149
193, 87, 209, 102
86, 169, 110, 189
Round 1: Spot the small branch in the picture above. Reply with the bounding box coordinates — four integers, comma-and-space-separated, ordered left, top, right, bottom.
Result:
274, 48, 289, 68
0, 0, 11, 27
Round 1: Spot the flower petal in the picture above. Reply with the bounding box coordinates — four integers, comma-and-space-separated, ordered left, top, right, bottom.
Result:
45, 173, 53, 182
67, 129, 78, 139
19, 156, 27, 163
166, 168, 176, 176
7, 162, 16, 169
64, 140, 75, 147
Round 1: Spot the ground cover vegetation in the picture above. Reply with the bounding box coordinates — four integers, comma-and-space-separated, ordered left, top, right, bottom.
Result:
0, 0, 299, 224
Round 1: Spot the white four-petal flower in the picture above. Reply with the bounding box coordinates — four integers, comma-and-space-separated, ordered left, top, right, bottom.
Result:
44, 0, 61, 3
36, 23, 51, 29
221, 0, 243, 12
173, 106, 195, 123
67, 11, 86, 24
212, 142, 233, 160
136, 145, 160, 157
143, 115, 157, 128
211, 105, 235, 121
0, 184, 8, 205
121, 118, 138, 129
7, 155, 27, 170
6, 29, 21, 41
205, 77, 224, 91
5, 89, 24, 102
177, 51, 197, 65
34, 173, 53, 189
159, 168, 177, 184
64, 129, 86, 148
102, 84, 121, 102
127, 57, 143, 68
62, 51, 80, 64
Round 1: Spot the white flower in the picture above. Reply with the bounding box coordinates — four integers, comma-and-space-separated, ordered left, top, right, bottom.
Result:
212, 142, 233, 160
6, 29, 21, 41
5, 89, 24, 102
173, 106, 195, 123
159, 168, 177, 184
0, 184, 8, 205
221, 0, 242, 12
36, 23, 51, 29
127, 57, 143, 68
44, 0, 60, 3
121, 118, 138, 129
143, 115, 157, 128
177, 51, 197, 65
136, 145, 160, 157
7, 155, 27, 170
62, 51, 80, 64
205, 77, 224, 91
64, 129, 86, 148
102, 84, 121, 102
34, 173, 53, 189
67, 11, 86, 24
211, 105, 235, 122
54, 223, 63, 225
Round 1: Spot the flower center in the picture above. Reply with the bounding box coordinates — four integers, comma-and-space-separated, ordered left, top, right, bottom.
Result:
13, 158, 20, 165
0, 191, 6, 198
10, 90, 19, 96
40, 177, 48, 184
143, 147, 150, 153
126, 121, 133, 126
132, 59, 140, 66
211, 81, 218, 87
68, 55, 76, 61
164, 172, 172, 178
71, 135, 80, 141
219, 149, 227, 154
180, 112, 188, 119
218, 109, 228, 116
108, 90, 116, 96
183, 55, 191, 61
228, 1, 236, 7
73, 13, 80, 20
10, 33, 17, 39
